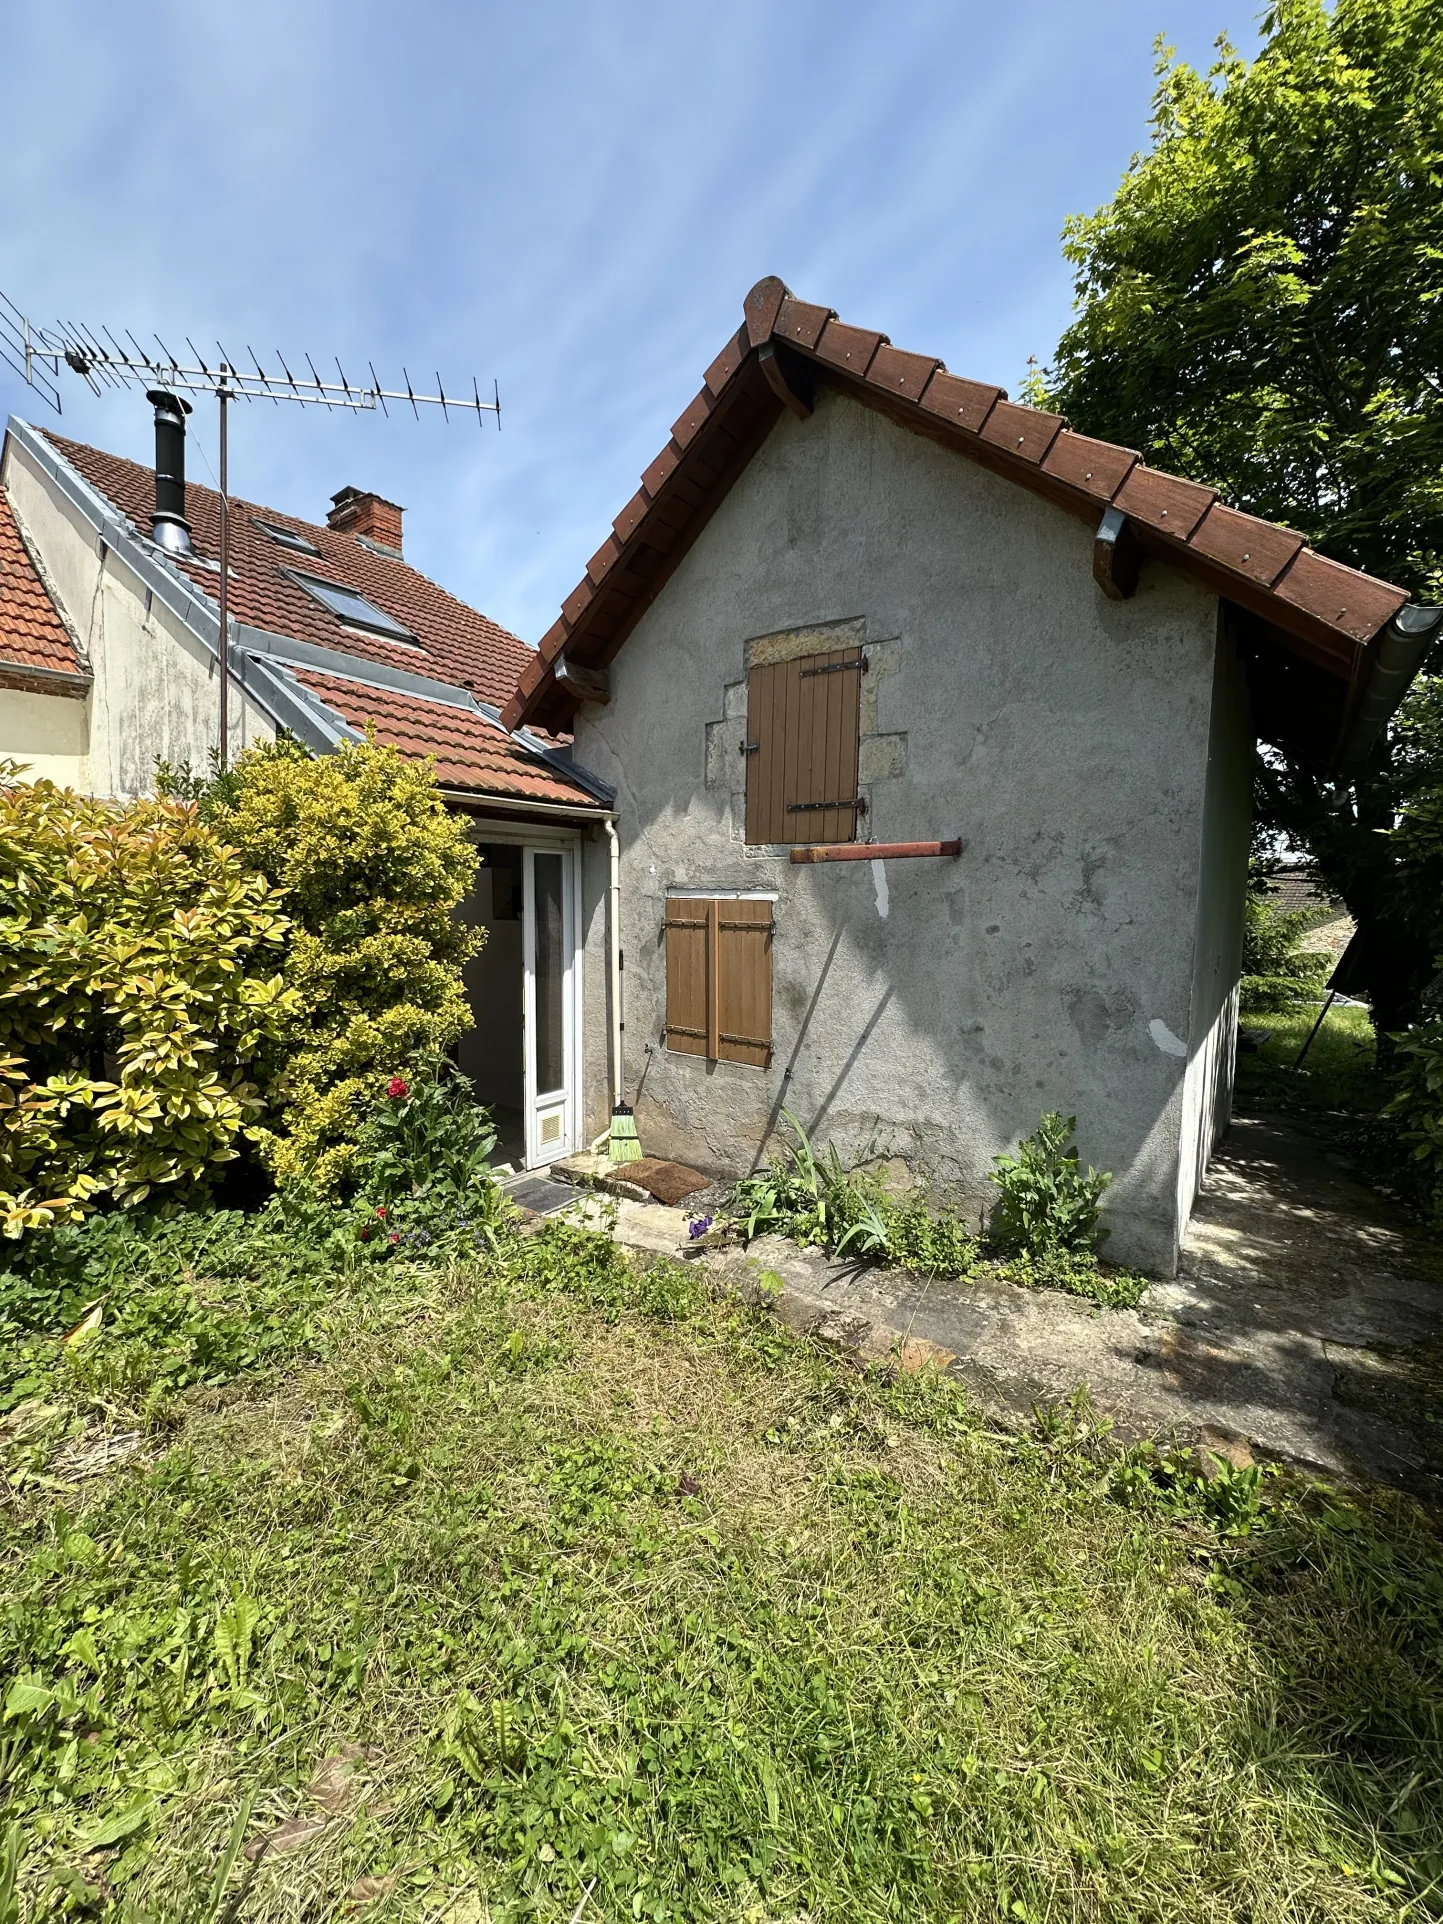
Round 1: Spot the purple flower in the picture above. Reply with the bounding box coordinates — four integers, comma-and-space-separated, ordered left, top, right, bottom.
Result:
688, 1215, 713, 1241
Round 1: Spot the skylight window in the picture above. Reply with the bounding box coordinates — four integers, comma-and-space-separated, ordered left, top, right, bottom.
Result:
283, 569, 417, 645
252, 518, 320, 556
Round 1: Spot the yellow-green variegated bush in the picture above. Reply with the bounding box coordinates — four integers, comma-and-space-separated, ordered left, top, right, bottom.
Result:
212, 736, 481, 1194
0, 765, 298, 1238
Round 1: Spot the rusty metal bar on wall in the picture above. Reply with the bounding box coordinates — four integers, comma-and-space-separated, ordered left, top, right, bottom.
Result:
790, 840, 963, 864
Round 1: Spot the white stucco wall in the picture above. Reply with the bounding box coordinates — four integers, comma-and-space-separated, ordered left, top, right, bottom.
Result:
1175, 624, 1253, 1231
3, 435, 273, 798
0, 686, 89, 787
573, 387, 1238, 1274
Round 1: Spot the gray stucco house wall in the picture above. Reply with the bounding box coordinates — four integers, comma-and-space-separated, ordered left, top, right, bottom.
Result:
572, 385, 1251, 1275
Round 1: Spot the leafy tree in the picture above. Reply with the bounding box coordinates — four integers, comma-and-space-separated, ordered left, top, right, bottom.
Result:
1239, 888, 1331, 1014
204, 735, 482, 1194
1040, 0, 1443, 1035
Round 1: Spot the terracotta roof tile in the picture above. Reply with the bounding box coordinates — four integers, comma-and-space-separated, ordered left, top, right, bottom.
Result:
41, 433, 532, 708
866, 344, 940, 402
0, 488, 85, 680
814, 319, 885, 377
774, 295, 833, 351
979, 398, 1064, 466
919, 370, 1003, 434
704, 328, 749, 396
289, 666, 604, 808
641, 442, 681, 495
1112, 465, 1216, 542
1039, 430, 1138, 506
744, 276, 789, 347
1188, 504, 1304, 590
670, 389, 716, 451
1270, 547, 1408, 645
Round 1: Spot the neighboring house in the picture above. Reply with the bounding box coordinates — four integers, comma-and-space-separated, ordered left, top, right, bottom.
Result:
0, 409, 611, 1169
1262, 867, 1354, 960
0, 486, 91, 777
502, 276, 1441, 1273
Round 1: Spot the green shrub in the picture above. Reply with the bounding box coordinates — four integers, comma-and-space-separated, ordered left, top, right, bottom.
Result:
1240, 890, 1331, 1015
353, 1058, 497, 1207
202, 736, 482, 1194
0, 767, 297, 1239
989, 1111, 1109, 1255
1387, 1009, 1443, 1212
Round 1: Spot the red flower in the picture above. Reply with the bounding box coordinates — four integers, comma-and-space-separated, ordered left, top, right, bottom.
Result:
359, 1227, 372, 1242
375, 1206, 387, 1220
388, 1232, 401, 1245
387, 1076, 409, 1100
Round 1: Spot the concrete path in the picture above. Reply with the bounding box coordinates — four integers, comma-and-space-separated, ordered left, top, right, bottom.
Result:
560, 1114, 1443, 1501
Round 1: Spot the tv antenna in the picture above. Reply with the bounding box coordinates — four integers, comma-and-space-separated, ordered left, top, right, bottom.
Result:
1, 287, 500, 770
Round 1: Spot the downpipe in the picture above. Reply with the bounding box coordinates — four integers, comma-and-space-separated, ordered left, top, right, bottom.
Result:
589, 816, 626, 1151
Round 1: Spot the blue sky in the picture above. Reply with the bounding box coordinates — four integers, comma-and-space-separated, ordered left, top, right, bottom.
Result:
1, 1, 1269, 648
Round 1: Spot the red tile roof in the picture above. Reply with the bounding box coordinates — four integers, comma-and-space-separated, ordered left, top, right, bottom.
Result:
287, 665, 605, 809
42, 433, 531, 708
0, 487, 86, 685
502, 276, 1418, 770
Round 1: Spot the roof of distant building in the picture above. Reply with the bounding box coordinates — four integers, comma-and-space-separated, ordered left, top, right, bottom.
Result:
42, 431, 532, 709
0, 487, 87, 693
16, 428, 605, 812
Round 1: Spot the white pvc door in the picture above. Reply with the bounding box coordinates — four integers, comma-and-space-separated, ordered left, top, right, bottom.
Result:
522, 846, 576, 1165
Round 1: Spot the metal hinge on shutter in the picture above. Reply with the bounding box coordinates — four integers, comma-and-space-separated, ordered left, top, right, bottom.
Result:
786, 797, 867, 815
798, 657, 867, 678
717, 918, 775, 933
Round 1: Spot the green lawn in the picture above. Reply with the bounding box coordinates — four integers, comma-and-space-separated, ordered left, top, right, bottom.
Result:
1235, 1001, 1388, 1119
3, 1215, 1442, 1922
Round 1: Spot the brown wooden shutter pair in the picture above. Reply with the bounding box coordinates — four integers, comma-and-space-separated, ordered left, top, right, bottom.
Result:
744, 646, 864, 845
663, 897, 772, 1067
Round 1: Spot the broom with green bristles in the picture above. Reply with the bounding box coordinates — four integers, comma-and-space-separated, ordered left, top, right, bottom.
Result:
608, 1102, 642, 1164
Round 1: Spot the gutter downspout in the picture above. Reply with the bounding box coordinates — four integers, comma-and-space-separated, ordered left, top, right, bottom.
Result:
590, 816, 625, 1152
1337, 604, 1443, 771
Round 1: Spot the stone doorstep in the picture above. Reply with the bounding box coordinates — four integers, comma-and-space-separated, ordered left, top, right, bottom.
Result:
551, 1151, 713, 1209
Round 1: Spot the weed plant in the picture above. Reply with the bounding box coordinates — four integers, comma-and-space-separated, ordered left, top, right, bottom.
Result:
729, 1112, 1148, 1307
0, 1217, 1440, 1921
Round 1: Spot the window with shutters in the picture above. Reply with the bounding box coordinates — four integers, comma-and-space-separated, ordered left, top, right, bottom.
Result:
744, 646, 864, 845
663, 896, 773, 1067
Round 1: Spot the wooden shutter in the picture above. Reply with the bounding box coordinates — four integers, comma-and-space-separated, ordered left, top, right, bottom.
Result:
715, 899, 772, 1067
663, 897, 773, 1067
663, 899, 709, 1058
745, 646, 863, 845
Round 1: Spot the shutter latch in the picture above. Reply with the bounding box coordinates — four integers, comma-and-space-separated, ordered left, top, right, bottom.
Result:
740, 740, 761, 754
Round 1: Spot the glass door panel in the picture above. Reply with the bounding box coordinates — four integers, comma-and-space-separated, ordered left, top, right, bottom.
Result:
523, 845, 576, 1165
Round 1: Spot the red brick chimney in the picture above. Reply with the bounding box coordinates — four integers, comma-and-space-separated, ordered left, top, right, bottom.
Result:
327, 486, 403, 557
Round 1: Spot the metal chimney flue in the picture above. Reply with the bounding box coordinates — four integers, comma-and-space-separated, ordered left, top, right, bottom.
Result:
146, 387, 194, 554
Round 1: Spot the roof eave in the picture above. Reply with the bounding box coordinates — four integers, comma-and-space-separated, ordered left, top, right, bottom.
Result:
504, 281, 1418, 771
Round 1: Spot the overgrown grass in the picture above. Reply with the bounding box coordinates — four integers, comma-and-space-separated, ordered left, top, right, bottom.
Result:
2, 1215, 1441, 1921
1235, 1003, 1388, 1120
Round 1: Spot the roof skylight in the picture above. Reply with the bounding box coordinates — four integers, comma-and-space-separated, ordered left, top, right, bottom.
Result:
252, 517, 320, 556
283, 568, 417, 644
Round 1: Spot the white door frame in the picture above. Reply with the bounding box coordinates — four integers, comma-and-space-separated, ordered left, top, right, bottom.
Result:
468, 822, 584, 1168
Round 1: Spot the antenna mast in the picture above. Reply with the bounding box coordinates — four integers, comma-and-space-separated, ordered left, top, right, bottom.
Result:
1, 290, 500, 771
